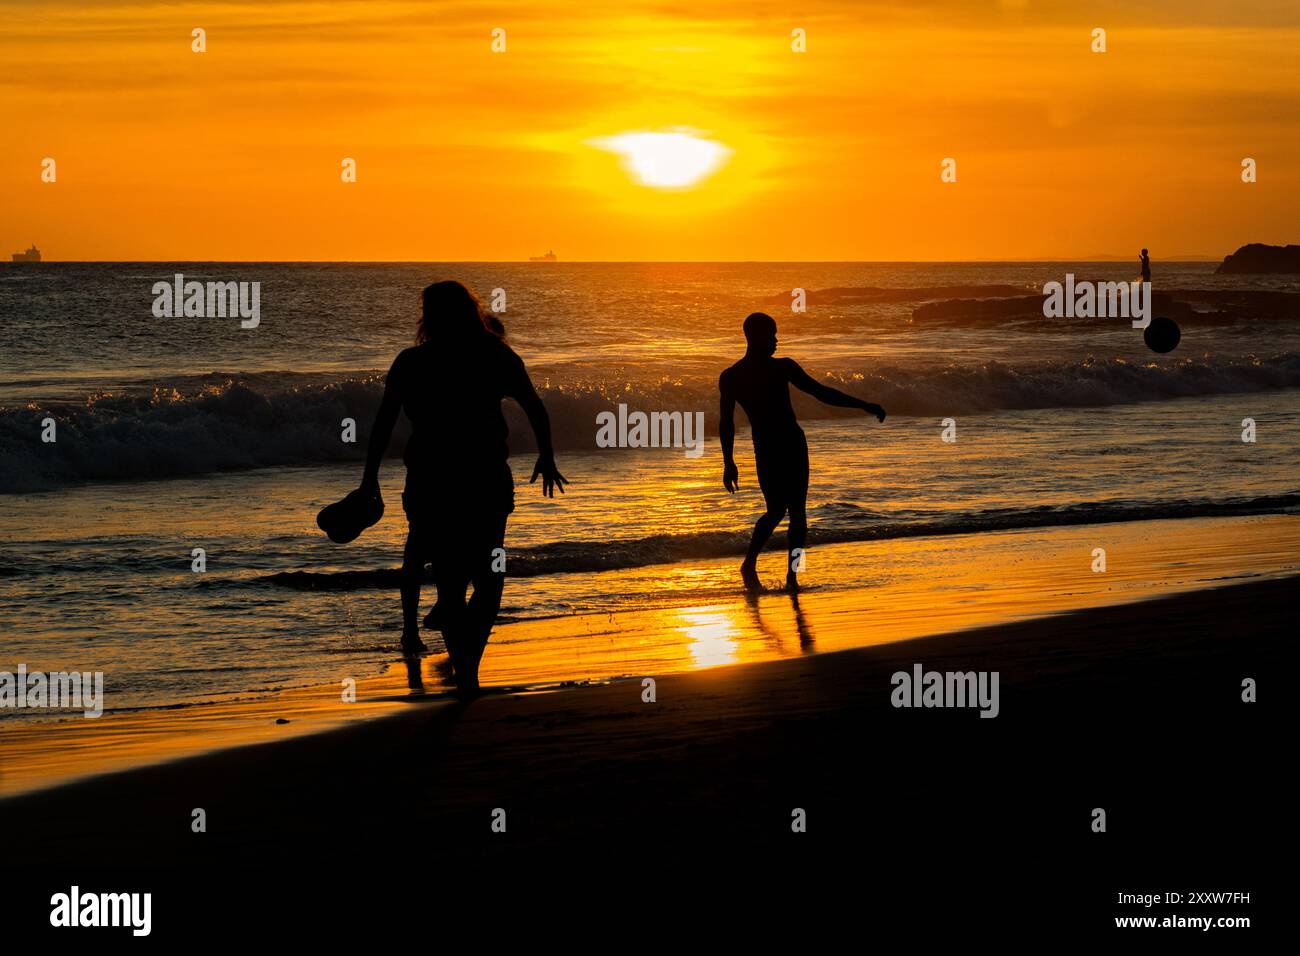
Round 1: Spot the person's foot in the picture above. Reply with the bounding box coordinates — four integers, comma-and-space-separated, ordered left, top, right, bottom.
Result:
432, 655, 457, 685
422, 601, 444, 631
785, 570, 800, 594
400, 631, 428, 656
740, 562, 762, 592
441, 633, 476, 692
453, 670, 481, 699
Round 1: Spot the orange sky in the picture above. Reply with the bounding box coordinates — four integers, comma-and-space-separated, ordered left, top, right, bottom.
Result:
3, 0, 1298, 261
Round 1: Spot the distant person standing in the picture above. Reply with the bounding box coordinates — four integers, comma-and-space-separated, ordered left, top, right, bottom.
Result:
1140, 248, 1151, 285
719, 312, 885, 592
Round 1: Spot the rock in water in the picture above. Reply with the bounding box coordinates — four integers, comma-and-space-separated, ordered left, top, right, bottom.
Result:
1216, 243, 1300, 274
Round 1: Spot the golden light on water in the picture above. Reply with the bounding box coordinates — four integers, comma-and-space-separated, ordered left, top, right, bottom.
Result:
589, 130, 732, 189
677, 608, 740, 667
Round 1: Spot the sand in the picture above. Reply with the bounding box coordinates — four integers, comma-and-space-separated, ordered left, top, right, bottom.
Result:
3, 513, 1295, 798
2, 576, 1285, 855
0, 519, 1286, 931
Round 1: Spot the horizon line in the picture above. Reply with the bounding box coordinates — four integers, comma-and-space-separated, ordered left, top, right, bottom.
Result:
3, 256, 1225, 265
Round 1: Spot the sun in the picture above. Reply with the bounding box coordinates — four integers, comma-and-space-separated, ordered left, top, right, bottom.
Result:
588, 129, 732, 189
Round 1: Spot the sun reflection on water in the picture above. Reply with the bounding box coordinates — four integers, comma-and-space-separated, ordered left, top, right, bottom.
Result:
676, 608, 741, 668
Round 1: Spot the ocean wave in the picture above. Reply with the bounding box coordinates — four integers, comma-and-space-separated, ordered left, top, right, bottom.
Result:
911, 289, 1300, 325
251, 494, 1300, 587
763, 284, 1035, 306
3, 355, 1298, 492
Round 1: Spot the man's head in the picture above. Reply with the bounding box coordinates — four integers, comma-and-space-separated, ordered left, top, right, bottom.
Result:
743, 312, 778, 356
1141, 248, 1149, 256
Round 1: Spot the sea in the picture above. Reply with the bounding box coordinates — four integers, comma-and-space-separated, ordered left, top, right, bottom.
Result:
2, 262, 1298, 716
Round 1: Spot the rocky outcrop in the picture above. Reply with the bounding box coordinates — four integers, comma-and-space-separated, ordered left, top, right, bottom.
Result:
1216, 243, 1300, 274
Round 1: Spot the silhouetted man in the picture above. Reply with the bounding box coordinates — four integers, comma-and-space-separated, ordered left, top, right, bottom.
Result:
1140, 248, 1151, 284
719, 312, 885, 591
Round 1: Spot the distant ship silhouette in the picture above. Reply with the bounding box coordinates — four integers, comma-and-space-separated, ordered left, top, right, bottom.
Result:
529, 250, 557, 262
11, 243, 41, 263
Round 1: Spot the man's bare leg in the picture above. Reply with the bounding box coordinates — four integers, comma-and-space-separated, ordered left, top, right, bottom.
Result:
741, 505, 785, 591
786, 499, 808, 593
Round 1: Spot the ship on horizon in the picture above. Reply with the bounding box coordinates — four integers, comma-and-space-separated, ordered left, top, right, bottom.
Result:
529, 250, 557, 262
11, 244, 41, 263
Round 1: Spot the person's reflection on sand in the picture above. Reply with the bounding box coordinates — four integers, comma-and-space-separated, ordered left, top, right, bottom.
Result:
402, 655, 424, 692
743, 589, 817, 653
743, 588, 782, 649
789, 591, 816, 652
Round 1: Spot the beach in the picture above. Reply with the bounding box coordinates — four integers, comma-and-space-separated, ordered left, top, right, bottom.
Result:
2, 262, 1293, 932
1, 571, 1284, 929
6, 0, 1296, 934
4, 511, 1296, 798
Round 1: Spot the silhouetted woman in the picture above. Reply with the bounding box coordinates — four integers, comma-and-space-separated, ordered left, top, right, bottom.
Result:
360, 281, 565, 693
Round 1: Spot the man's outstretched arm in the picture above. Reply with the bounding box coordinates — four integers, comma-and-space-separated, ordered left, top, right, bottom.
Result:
785, 359, 885, 422
719, 374, 739, 492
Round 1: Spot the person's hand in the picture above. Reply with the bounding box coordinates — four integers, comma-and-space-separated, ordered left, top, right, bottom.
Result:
865, 403, 886, 423
530, 454, 568, 498
723, 461, 739, 493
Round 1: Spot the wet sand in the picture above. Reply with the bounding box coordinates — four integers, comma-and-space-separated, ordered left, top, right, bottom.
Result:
0, 563, 1285, 935
1, 574, 1284, 867
2, 513, 1295, 799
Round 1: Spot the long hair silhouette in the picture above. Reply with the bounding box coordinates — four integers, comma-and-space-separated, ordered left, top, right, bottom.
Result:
417, 280, 505, 344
